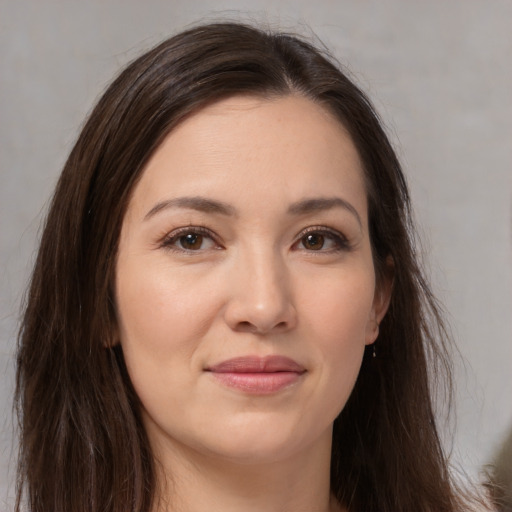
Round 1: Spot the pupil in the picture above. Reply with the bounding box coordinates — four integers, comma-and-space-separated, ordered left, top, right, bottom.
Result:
182, 233, 202, 249
305, 233, 324, 250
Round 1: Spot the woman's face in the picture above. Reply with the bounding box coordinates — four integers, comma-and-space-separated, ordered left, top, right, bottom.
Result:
115, 95, 389, 465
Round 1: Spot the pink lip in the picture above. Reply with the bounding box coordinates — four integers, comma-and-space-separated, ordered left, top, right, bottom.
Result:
206, 356, 306, 394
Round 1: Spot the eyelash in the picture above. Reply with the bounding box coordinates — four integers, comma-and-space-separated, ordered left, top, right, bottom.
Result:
160, 226, 221, 254
159, 225, 351, 254
293, 226, 351, 253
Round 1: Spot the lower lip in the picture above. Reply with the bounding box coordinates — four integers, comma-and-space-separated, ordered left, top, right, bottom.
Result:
208, 371, 303, 394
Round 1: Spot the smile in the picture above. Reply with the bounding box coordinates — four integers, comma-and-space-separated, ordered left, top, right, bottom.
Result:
205, 355, 306, 394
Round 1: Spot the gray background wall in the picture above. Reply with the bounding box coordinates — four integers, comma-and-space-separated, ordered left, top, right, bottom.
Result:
1, 0, 511, 505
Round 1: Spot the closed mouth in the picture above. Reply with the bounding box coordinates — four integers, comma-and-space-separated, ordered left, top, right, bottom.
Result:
205, 355, 306, 394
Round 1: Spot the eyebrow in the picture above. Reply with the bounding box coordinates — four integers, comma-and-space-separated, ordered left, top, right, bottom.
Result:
144, 195, 362, 227
144, 196, 237, 220
287, 197, 362, 227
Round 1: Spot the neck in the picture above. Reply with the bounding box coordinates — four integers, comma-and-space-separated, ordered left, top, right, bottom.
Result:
149, 427, 344, 512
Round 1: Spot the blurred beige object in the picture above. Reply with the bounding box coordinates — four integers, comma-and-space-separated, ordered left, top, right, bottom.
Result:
489, 427, 512, 512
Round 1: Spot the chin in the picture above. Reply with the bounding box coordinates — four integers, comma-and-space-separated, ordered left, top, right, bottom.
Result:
203, 436, 305, 465
194, 414, 331, 466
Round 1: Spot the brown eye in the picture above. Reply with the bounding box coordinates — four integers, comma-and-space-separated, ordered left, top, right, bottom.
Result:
162, 227, 218, 253
179, 233, 204, 250
293, 228, 350, 253
301, 233, 325, 250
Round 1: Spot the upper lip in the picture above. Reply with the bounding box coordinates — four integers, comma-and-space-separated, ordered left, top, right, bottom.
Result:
206, 355, 306, 373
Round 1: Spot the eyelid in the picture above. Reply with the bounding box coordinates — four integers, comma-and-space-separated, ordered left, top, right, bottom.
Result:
292, 225, 351, 251
157, 224, 350, 254
159, 226, 222, 253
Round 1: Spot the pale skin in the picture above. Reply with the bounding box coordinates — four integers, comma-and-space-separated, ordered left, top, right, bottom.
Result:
115, 95, 392, 512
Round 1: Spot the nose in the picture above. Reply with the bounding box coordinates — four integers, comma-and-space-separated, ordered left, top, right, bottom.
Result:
223, 248, 297, 335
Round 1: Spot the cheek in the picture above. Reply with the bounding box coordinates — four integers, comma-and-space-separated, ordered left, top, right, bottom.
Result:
114, 260, 224, 421
300, 265, 375, 345
114, 263, 227, 427
298, 268, 374, 410
116, 260, 219, 358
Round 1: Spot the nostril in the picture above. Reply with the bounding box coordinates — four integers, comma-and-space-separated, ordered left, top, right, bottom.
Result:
226, 298, 297, 335
234, 320, 289, 334
236, 321, 256, 333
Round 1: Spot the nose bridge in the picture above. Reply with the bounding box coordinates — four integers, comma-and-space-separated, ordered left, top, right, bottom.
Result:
225, 242, 296, 333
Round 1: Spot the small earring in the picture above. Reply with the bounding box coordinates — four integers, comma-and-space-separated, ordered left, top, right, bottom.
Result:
372, 344, 377, 358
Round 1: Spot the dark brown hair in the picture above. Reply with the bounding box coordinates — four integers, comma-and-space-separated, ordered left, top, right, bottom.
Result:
15, 21, 480, 512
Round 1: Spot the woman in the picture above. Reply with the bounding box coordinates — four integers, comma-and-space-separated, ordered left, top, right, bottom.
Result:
14, 21, 489, 512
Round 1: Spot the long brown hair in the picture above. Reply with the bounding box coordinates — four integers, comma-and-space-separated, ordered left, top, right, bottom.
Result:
15, 21, 477, 512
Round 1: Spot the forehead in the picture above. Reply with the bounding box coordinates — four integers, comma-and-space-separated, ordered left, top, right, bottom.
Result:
129, 94, 367, 219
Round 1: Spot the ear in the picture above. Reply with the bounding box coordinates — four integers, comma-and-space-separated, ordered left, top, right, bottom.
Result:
103, 287, 121, 348
105, 336, 120, 349
365, 257, 394, 345
103, 316, 121, 348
